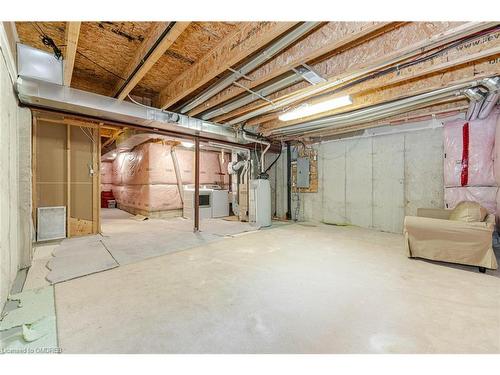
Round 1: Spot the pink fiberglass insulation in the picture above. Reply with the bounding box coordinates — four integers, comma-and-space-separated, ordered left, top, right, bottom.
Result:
100, 161, 113, 184
108, 142, 230, 213
443, 111, 497, 187
112, 184, 183, 211
444, 186, 498, 214
101, 184, 113, 192
111, 143, 229, 186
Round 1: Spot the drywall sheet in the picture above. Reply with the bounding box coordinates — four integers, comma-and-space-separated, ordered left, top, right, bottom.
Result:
372, 134, 405, 233
0, 286, 57, 352
322, 141, 346, 225
345, 138, 372, 228
46, 236, 118, 283
95, 209, 259, 265
404, 128, 444, 216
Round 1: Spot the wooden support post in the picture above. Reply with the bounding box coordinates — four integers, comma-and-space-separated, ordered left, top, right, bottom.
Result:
194, 137, 200, 232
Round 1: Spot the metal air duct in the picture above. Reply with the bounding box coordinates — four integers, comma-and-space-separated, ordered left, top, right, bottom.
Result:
179, 22, 320, 114
16, 77, 243, 143
269, 78, 497, 137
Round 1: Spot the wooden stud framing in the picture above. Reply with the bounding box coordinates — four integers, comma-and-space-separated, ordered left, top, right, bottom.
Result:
115, 22, 191, 100
63, 22, 81, 86
259, 49, 500, 131
157, 22, 298, 110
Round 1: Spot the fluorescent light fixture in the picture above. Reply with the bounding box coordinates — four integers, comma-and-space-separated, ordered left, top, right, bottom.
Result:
181, 141, 194, 148
279, 95, 353, 122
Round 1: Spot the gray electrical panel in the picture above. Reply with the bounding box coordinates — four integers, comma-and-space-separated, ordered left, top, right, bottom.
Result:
296, 157, 310, 188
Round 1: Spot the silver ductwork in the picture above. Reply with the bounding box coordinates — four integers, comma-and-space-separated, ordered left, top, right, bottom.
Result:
269, 77, 498, 137
179, 22, 320, 114
201, 73, 303, 120
15, 76, 243, 143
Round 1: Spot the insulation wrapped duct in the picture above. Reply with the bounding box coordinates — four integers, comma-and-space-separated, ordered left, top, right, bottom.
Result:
112, 185, 183, 212
107, 142, 229, 214
443, 110, 497, 187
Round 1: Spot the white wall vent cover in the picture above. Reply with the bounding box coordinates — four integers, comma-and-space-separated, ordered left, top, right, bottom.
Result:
37, 206, 66, 241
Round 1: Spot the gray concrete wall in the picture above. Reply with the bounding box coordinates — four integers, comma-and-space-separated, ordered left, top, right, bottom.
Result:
283, 119, 458, 233
0, 44, 32, 309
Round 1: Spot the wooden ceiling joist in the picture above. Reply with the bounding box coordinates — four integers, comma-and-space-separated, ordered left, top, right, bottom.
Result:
260, 61, 500, 134
187, 21, 396, 117
234, 39, 500, 125
218, 22, 499, 127
156, 22, 298, 110
114, 22, 191, 100
63, 22, 81, 86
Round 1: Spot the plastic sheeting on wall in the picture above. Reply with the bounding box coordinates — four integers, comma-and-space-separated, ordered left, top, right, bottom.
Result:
100, 161, 112, 184
112, 184, 183, 211
443, 110, 498, 187
103, 142, 230, 213
111, 143, 229, 187
444, 186, 498, 214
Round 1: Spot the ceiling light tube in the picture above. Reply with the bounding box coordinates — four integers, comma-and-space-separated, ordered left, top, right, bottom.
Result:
279, 95, 353, 122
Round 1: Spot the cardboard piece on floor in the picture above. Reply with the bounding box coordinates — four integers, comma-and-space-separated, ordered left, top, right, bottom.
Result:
47, 238, 118, 283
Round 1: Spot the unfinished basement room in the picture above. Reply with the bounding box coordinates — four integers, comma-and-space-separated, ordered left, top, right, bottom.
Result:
1, 3, 500, 368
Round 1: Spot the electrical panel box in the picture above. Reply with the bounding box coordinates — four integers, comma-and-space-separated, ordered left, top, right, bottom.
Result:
296, 157, 310, 188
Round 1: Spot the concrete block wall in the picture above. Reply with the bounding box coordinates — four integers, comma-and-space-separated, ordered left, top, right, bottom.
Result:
283, 118, 458, 233
0, 44, 32, 310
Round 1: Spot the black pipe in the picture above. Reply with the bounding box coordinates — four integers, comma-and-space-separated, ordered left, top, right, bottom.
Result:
114, 22, 177, 99
286, 142, 292, 220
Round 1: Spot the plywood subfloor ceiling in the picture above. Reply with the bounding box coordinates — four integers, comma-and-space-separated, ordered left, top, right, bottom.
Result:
15, 21, 500, 138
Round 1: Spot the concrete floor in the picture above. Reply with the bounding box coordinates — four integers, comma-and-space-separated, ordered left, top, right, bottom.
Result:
54, 223, 500, 353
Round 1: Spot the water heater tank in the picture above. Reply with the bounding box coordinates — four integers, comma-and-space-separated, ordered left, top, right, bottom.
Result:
251, 177, 272, 227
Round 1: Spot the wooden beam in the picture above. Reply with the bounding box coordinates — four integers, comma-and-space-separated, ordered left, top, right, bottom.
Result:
157, 22, 298, 110
188, 22, 396, 117
261, 66, 499, 135
102, 129, 124, 148
233, 44, 500, 127
115, 22, 191, 100
256, 45, 500, 129
63, 22, 81, 86
224, 24, 500, 127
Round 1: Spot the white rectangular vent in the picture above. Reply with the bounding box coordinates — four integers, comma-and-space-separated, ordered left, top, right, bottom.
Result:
37, 206, 66, 241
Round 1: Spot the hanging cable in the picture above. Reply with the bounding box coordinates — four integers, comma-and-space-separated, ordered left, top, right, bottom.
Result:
264, 142, 283, 174
76, 51, 126, 81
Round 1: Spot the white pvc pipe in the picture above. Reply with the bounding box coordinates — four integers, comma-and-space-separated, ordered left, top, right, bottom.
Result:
242, 132, 270, 173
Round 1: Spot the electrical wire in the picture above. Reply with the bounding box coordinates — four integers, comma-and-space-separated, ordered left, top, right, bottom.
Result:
76, 51, 126, 81
264, 142, 283, 174
297, 25, 500, 105
31, 22, 62, 60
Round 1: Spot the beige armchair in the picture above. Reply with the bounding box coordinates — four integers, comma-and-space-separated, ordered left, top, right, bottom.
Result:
404, 208, 498, 272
